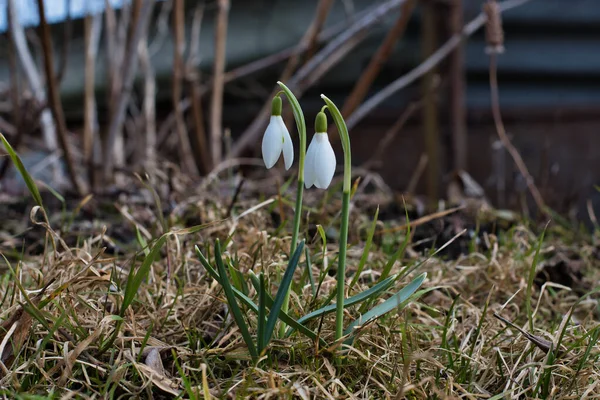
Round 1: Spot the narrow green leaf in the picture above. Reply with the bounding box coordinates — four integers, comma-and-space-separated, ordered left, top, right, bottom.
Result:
257, 274, 267, 353
526, 224, 547, 331
349, 206, 379, 291
264, 241, 305, 346
287, 274, 398, 337
135, 228, 150, 257
196, 246, 325, 347
214, 240, 258, 360
121, 235, 167, 316
0, 132, 44, 209
304, 246, 316, 298
343, 273, 427, 345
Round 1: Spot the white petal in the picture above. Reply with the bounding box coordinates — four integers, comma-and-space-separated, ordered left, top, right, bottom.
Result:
278, 117, 294, 170
313, 133, 336, 189
303, 135, 318, 188
261, 116, 284, 169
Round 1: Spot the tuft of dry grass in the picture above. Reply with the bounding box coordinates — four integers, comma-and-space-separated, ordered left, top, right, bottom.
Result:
0, 166, 599, 399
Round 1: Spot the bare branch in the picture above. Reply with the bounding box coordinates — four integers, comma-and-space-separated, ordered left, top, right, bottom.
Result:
102, 0, 155, 181
7, 0, 57, 152
36, 0, 84, 194
230, 0, 405, 159
173, 0, 200, 175
346, 0, 535, 130
210, 0, 230, 165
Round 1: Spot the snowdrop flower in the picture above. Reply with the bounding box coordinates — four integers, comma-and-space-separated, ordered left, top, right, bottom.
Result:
304, 112, 336, 189
261, 96, 294, 169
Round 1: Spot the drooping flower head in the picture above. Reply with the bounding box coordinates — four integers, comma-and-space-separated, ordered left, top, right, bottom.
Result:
304, 111, 336, 189
261, 96, 294, 170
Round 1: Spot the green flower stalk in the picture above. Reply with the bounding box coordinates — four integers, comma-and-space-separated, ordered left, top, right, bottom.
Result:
267, 82, 307, 337
320, 95, 352, 343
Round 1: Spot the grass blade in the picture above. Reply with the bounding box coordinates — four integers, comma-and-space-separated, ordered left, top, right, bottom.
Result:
264, 240, 305, 346
287, 274, 398, 337
214, 239, 258, 361
121, 235, 167, 316
349, 206, 379, 291
257, 274, 267, 354
526, 224, 548, 331
343, 273, 427, 345
0, 132, 44, 209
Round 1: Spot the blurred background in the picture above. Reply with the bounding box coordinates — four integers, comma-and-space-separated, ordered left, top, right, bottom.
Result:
1, 0, 599, 222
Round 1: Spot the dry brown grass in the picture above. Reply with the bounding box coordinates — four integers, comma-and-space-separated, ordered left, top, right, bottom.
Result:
0, 169, 599, 399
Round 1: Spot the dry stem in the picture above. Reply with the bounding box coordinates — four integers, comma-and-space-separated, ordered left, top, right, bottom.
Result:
341, 0, 416, 118
173, 0, 200, 176
36, 0, 84, 195
346, 0, 535, 130
489, 53, 546, 214
230, 0, 408, 159
210, 0, 230, 166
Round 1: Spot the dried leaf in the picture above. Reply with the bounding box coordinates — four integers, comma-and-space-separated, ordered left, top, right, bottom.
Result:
144, 348, 165, 375
494, 313, 553, 354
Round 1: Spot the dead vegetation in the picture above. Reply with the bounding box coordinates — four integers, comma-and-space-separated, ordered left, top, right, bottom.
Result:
0, 165, 598, 398
1, 0, 599, 398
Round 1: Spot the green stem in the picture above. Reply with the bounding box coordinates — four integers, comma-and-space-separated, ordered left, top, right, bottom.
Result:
320, 95, 352, 345
336, 191, 350, 340
289, 180, 304, 256
277, 81, 307, 337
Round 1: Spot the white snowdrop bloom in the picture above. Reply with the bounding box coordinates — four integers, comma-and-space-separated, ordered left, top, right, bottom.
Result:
261, 97, 293, 169
304, 112, 336, 189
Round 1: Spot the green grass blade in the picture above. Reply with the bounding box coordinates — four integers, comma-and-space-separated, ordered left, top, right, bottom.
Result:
526, 224, 547, 331
120, 235, 167, 316
343, 273, 427, 345
304, 246, 316, 298
214, 239, 258, 361
196, 245, 325, 347
0, 132, 44, 209
257, 274, 267, 354
349, 206, 379, 291
264, 240, 305, 346
287, 274, 398, 337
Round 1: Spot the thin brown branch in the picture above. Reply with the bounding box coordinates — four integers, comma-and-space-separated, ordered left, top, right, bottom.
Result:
210, 0, 230, 165
407, 153, 429, 195
282, 0, 334, 124
341, 0, 415, 118
186, 5, 211, 174
7, 0, 57, 152
173, 0, 200, 176
449, 0, 467, 170
102, 0, 154, 181
83, 14, 101, 167
36, 0, 84, 195
489, 53, 546, 214
139, 32, 156, 167
362, 100, 421, 170
346, 0, 535, 130
155, 4, 378, 146
55, 0, 72, 86
230, 0, 407, 159
421, 1, 440, 202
